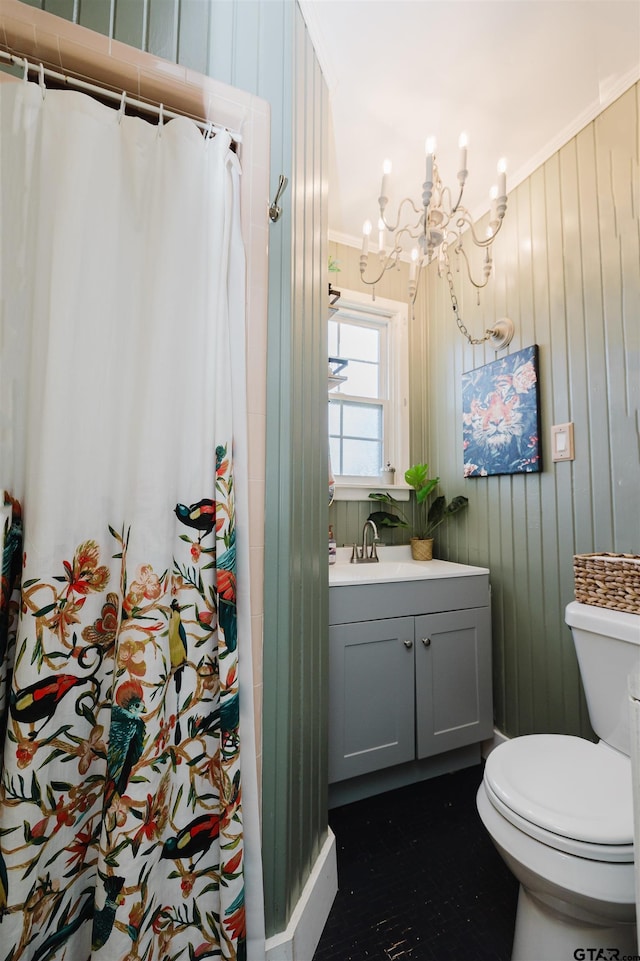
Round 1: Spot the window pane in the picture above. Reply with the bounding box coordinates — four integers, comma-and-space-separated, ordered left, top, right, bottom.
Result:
328, 320, 338, 357
329, 436, 342, 474
327, 296, 407, 482
340, 323, 379, 362
328, 402, 341, 433
343, 438, 382, 476
342, 360, 379, 398
343, 402, 381, 440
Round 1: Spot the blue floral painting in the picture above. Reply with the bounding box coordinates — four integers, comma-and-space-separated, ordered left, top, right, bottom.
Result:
462, 345, 541, 477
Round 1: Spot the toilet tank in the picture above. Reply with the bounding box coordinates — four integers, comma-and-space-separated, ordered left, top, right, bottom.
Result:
565, 600, 640, 756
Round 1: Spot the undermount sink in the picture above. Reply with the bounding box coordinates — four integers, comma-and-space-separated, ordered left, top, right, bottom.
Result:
329, 545, 489, 586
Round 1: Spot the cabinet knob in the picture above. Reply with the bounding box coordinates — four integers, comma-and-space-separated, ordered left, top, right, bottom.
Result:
403, 639, 413, 649
421, 637, 431, 647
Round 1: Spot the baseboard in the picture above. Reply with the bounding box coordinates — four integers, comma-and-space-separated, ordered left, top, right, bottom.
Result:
481, 727, 509, 759
265, 829, 338, 961
329, 743, 481, 808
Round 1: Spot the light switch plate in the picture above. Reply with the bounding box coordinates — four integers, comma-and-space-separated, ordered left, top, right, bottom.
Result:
551, 422, 574, 461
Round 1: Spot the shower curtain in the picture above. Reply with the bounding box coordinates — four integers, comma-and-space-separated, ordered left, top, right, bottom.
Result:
0, 76, 262, 960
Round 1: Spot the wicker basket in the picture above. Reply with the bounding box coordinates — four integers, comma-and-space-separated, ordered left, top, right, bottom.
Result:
410, 537, 434, 561
573, 553, 640, 615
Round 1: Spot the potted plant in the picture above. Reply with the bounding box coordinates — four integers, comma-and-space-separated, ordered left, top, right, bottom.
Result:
368, 463, 469, 560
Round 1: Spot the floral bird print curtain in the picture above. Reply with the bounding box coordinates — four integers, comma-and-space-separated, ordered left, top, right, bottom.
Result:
0, 79, 253, 960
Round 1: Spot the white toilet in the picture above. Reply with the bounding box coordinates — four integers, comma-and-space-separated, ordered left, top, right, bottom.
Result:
477, 600, 640, 961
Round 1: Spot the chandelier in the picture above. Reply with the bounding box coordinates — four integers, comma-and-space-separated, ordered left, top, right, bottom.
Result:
359, 135, 515, 348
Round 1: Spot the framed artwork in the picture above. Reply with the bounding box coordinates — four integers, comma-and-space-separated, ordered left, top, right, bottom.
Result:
462, 345, 541, 477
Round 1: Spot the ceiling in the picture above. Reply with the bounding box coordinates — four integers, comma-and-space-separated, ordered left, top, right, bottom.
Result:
298, 0, 640, 249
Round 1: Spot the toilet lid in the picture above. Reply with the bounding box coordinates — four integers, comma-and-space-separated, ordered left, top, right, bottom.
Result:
485, 735, 634, 846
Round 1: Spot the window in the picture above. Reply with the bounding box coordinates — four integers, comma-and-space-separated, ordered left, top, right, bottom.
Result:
329, 289, 409, 492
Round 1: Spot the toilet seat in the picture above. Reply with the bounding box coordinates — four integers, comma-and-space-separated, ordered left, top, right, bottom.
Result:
484, 734, 634, 862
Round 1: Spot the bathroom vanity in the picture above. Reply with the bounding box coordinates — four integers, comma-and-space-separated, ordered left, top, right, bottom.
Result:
329, 548, 492, 806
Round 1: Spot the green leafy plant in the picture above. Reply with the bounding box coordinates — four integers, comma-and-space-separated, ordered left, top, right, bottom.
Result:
368, 463, 468, 540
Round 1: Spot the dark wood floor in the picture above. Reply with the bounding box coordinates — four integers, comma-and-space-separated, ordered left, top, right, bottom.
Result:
313, 763, 518, 961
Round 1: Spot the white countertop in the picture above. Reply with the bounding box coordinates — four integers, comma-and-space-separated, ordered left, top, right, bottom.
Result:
329, 545, 489, 587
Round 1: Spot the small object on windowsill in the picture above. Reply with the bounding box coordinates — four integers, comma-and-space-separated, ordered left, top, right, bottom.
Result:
381, 463, 395, 485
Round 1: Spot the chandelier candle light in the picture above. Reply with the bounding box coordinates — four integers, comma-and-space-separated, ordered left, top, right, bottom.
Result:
360, 134, 515, 348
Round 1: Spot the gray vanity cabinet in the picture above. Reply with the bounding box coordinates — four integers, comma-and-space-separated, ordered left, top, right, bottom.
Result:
414, 606, 492, 759
328, 570, 492, 790
328, 616, 416, 783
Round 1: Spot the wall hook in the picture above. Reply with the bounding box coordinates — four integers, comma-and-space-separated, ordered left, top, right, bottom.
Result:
269, 174, 288, 223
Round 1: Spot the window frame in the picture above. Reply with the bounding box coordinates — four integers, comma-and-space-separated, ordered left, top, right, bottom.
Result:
329, 288, 409, 498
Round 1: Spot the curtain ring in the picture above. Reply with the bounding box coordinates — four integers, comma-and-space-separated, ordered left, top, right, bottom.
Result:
118, 90, 127, 123
38, 62, 46, 98
205, 121, 213, 140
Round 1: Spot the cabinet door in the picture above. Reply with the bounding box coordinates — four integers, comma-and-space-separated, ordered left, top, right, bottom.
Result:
329, 616, 415, 783
415, 607, 492, 759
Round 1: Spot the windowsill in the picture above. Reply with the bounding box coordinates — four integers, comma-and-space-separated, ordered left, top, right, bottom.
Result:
332, 482, 411, 502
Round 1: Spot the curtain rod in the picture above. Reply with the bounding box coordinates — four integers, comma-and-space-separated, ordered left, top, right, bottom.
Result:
0, 49, 242, 144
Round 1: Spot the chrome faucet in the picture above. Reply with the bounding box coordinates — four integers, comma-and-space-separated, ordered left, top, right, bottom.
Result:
350, 518, 380, 564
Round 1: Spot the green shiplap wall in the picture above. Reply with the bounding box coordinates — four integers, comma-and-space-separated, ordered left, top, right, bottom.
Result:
330, 83, 640, 743
23, 0, 330, 940
261, 1, 329, 937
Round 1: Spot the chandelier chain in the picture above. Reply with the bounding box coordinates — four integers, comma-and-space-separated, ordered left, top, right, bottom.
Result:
445, 263, 494, 346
